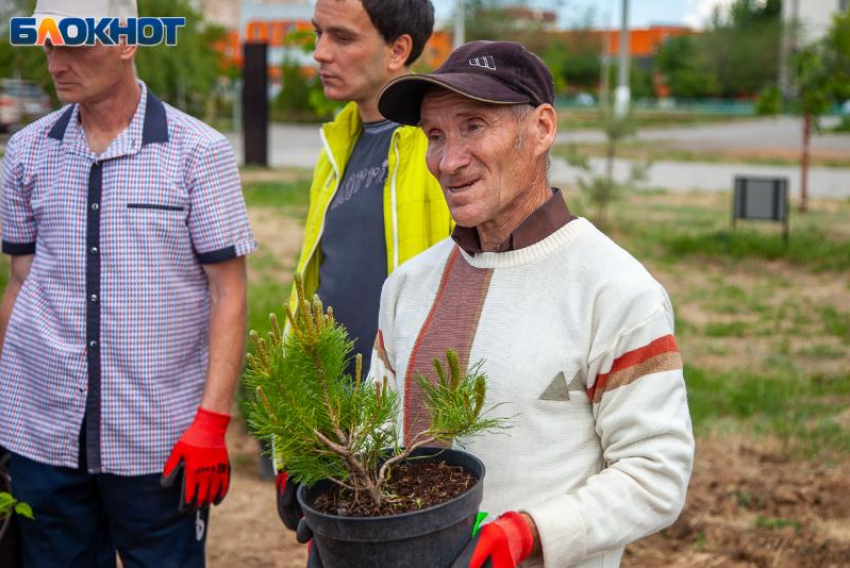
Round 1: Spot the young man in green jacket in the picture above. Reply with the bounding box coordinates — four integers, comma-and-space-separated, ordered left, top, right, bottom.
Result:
275, 0, 452, 528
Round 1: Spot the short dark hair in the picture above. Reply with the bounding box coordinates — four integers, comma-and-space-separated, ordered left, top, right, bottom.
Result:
360, 0, 434, 66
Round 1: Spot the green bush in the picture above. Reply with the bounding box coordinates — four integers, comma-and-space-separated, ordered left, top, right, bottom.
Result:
833, 115, 850, 133
272, 64, 332, 123
662, 228, 850, 271
756, 85, 782, 115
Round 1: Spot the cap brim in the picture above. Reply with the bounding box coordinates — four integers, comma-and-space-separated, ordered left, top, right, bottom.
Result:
378, 73, 531, 126
32, 12, 69, 22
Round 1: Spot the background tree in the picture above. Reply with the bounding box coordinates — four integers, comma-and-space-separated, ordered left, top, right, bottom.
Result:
272, 29, 339, 123
539, 8, 600, 95
654, 34, 719, 98
135, 0, 227, 119
701, 0, 782, 98
791, 11, 850, 212
462, 0, 558, 53
541, 32, 600, 94
820, 10, 850, 107
565, 108, 649, 228
0, 0, 227, 120
0, 0, 52, 100
654, 0, 781, 99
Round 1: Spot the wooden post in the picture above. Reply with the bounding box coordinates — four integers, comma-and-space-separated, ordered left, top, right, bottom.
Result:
799, 112, 811, 212
243, 42, 269, 167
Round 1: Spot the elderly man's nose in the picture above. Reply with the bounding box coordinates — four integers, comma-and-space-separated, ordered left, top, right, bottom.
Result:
439, 137, 470, 174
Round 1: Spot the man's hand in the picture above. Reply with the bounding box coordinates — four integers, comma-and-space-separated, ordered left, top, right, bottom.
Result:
296, 518, 323, 568
276, 469, 303, 530
161, 407, 231, 514
452, 512, 535, 568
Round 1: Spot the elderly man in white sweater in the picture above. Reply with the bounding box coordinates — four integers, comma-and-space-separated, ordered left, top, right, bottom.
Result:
370, 41, 695, 568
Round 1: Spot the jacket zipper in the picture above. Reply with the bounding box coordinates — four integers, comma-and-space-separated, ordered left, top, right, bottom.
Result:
301, 127, 341, 275
390, 133, 400, 271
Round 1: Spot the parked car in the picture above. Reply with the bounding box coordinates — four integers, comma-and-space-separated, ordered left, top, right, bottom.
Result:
575, 92, 596, 107
0, 79, 52, 133
0, 87, 23, 133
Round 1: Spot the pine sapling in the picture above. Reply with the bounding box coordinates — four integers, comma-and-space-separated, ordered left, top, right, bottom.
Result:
245, 275, 504, 513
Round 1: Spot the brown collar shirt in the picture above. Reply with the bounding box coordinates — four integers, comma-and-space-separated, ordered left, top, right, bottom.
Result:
451, 188, 575, 254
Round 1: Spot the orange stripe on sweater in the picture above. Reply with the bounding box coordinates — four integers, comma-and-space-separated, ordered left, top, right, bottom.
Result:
587, 334, 680, 402
374, 330, 394, 375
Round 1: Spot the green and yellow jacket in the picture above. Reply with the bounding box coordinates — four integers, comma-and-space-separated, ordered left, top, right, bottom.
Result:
287, 102, 453, 319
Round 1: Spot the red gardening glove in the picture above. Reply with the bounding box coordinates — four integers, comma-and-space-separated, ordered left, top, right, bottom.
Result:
276, 469, 303, 530
452, 511, 534, 568
161, 407, 231, 514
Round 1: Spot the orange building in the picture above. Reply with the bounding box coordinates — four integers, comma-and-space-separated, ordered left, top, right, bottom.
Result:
553, 25, 693, 60
418, 31, 453, 71
216, 21, 453, 82
601, 25, 693, 58
549, 25, 695, 97
215, 19, 692, 93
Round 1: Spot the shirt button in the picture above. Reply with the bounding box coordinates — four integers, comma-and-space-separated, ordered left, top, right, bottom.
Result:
89, 340, 98, 349
90, 247, 98, 255
91, 203, 100, 211
90, 294, 98, 302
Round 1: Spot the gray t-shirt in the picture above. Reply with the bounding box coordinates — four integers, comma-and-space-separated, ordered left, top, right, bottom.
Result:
317, 119, 398, 377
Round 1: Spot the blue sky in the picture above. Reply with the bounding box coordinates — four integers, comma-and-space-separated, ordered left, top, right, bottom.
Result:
431, 0, 734, 30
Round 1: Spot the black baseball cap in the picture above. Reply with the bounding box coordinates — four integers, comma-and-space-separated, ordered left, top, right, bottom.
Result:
378, 40, 555, 126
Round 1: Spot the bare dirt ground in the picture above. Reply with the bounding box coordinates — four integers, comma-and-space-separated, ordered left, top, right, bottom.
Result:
206, 421, 306, 568
209, 424, 850, 568
624, 435, 850, 568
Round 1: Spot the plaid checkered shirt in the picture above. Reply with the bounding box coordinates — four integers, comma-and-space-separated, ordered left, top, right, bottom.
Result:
0, 83, 257, 475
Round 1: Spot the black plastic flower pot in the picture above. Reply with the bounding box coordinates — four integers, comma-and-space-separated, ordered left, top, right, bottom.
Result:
297, 447, 485, 568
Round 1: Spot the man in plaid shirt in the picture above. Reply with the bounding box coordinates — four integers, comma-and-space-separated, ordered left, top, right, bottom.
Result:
0, 1, 256, 566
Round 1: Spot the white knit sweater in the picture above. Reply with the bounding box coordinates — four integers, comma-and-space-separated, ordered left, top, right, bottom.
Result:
370, 218, 694, 567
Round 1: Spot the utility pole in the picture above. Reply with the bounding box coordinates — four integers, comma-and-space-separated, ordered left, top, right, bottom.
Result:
613, 0, 630, 118
599, 0, 613, 108
454, 0, 465, 48
779, 0, 800, 101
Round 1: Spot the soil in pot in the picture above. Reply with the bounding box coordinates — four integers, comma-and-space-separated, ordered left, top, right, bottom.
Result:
298, 447, 485, 568
313, 459, 476, 517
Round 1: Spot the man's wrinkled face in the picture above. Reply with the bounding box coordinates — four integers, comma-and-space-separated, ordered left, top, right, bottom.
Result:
312, 0, 395, 104
44, 41, 129, 104
420, 89, 538, 231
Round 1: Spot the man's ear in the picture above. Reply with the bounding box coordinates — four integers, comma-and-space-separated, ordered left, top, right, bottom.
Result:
118, 39, 137, 62
531, 104, 557, 158
387, 34, 413, 72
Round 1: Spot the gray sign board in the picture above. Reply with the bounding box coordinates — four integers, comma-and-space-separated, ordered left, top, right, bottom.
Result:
732, 176, 789, 240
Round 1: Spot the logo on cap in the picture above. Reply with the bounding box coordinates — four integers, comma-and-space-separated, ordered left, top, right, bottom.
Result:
469, 56, 496, 71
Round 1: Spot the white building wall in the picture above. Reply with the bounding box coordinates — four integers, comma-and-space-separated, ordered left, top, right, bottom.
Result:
783, 0, 844, 45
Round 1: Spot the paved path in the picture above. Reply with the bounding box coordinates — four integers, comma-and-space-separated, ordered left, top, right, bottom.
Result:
556, 116, 850, 153
227, 121, 850, 198
549, 157, 850, 199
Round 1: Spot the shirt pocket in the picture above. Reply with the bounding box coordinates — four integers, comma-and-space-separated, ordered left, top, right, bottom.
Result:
126, 203, 186, 213
122, 202, 191, 259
